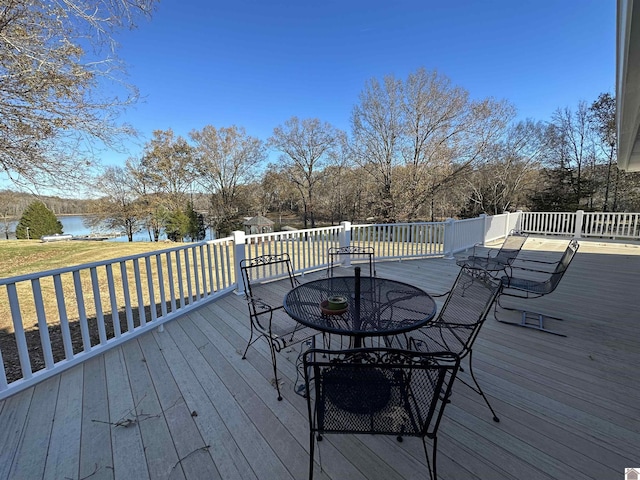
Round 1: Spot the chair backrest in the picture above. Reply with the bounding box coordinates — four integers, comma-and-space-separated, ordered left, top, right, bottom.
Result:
434, 267, 500, 356
494, 230, 528, 265
327, 246, 375, 277
546, 239, 580, 293
303, 348, 460, 439
500, 239, 580, 297
240, 253, 297, 314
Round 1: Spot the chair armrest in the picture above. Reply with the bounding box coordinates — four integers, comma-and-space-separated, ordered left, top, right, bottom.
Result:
246, 294, 275, 312
504, 263, 555, 276
511, 256, 560, 266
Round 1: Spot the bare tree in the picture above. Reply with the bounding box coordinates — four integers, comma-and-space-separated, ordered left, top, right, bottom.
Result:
127, 130, 196, 241
589, 93, 617, 211
190, 125, 265, 236
259, 166, 299, 226
465, 120, 547, 215
351, 67, 512, 222
0, 190, 21, 239
268, 117, 341, 228
549, 103, 596, 208
86, 165, 143, 241
350, 75, 403, 221
141, 129, 197, 210
0, 0, 157, 191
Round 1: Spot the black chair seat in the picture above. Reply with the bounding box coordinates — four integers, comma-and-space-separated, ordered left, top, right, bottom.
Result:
500, 276, 554, 295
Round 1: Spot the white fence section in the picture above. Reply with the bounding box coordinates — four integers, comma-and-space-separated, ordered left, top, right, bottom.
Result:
1, 209, 639, 400
518, 211, 640, 240
485, 212, 520, 243
233, 226, 342, 282
0, 239, 234, 398
350, 222, 445, 259
581, 212, 640, 239
445, 217, 484, 257
519, 212, 577, 236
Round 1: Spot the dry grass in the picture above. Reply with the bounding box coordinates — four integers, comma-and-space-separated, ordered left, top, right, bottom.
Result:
0, 240, 214, 381
0, 240, 174, 279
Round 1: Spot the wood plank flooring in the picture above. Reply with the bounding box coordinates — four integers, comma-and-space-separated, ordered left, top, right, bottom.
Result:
1, 236, 639, 480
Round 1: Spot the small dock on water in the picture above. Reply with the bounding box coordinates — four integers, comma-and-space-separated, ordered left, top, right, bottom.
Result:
39, 232, 124, 242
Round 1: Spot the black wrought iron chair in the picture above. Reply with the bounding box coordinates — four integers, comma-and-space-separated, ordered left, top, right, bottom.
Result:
303, 348, 460, 480
327, 245, 376, 277
495, 239, 579, 336
240, 253, 316, 400
391, 267, 501, 422
456, 230, 528, 276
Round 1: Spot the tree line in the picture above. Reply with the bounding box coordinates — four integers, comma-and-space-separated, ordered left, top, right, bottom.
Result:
78, 70, 640, 241
1, 3, 638, 242
2, 69, 639, 242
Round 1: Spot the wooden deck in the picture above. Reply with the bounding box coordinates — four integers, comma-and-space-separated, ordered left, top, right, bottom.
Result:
1, 236, 639, 480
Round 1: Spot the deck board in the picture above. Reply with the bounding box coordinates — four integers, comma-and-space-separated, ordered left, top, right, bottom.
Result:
121, 339, 185, 480
137, 332, 220, 480
104, 347, 150, 480
43, 367, 83, 480
1, 237, 639, 479
7, 376, 58, 479
0, 387, 34, 480
79, 355, 114, 480
152, 323, 253, 480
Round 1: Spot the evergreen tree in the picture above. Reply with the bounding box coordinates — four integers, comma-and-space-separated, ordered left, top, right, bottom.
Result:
15, 201, 63, 239
164, 209, 190, 242
186, 201, 206, 241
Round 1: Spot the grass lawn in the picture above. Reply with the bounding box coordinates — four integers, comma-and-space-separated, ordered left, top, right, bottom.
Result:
0, 239, 208, 382
0, 239, 175, 278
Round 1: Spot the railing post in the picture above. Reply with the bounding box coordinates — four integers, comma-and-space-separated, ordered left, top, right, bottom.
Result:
443, 218, 455, 259
480, 213, 488, 246
503, 211, 510, 237
514, 210, 523, 232
574, 210, 584, 239
340, 221, 352, 267
340, 221, 351, 249
233, 230, 246, 294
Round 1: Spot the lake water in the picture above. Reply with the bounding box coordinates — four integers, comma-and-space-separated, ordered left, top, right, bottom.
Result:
3, 215, 168, 242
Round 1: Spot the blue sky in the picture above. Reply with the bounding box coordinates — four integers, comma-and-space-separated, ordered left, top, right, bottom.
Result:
106, 0, 615, 166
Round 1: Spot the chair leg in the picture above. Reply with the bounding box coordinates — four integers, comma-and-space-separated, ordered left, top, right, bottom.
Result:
466, 350, 500, 422
494, 295, 566, 337
242, 321, 255, 359
269, 343, 283, 401
295, 338, 316, 397
422, 436, 436, 480
309, 430, 315, 480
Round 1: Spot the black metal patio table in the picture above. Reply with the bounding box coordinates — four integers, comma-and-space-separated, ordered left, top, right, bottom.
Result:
283, 270, 437, 348
456, 256, 510, 278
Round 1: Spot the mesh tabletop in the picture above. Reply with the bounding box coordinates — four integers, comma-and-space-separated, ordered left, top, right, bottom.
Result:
283, 276, 436, 337
456, 257, 508, 272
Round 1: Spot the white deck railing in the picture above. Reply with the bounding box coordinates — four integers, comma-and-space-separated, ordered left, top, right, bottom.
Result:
351, 222, 446, 259
518, 210, 640, 240
1, 209, 638, 400
0, 239, 235, 398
